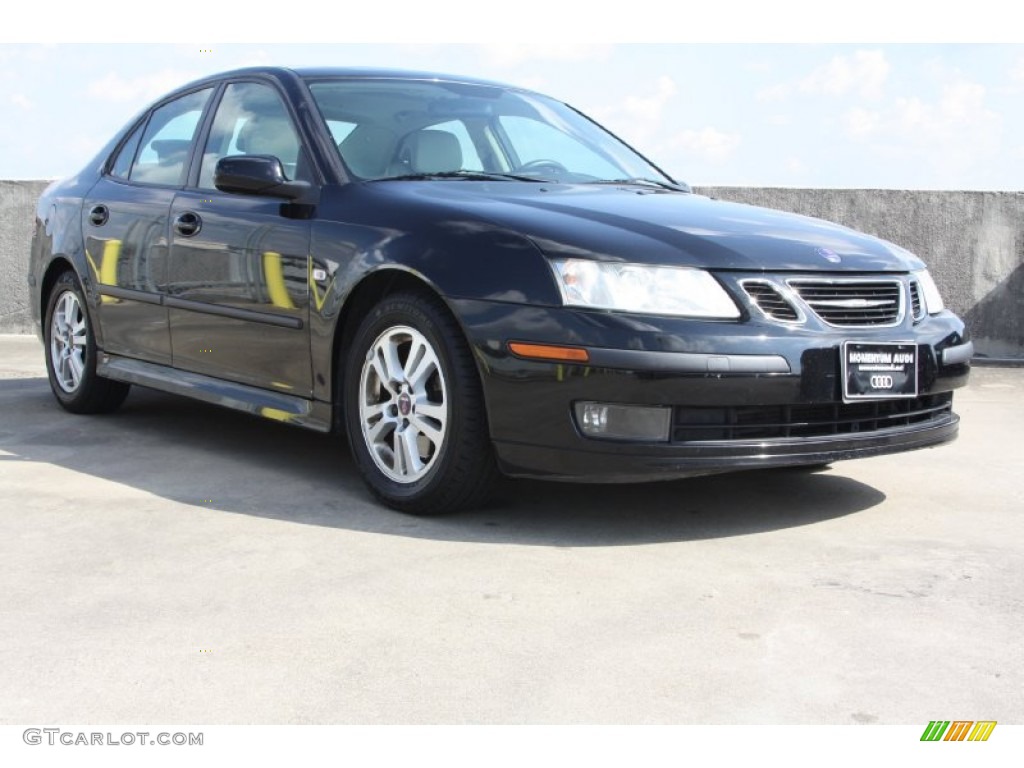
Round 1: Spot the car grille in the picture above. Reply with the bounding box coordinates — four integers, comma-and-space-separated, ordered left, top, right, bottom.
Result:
741, 281, 800, 322
788, 279, 903, 326
671, 392, 953, 442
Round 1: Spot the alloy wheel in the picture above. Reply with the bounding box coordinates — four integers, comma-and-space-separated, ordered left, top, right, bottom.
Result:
358, 325, 449, 484
49, 290, 88, 393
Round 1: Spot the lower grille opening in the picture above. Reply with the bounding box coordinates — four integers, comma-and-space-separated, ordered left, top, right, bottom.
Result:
672, 393, 954, 442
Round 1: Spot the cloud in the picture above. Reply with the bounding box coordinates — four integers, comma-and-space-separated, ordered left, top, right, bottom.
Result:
892, 77, 995, 139
843, 107, 880, 138
843, 75, 1002, 183
620, 75, 677, 125
670, 127, 741, 164
477, 44, 613, 67
785, 156, 808, 175
1012, 58, 1024, 83
593, 75, 677, 145
756, 83, 792, 103
228, 49, 272, 68
756, 50, 889, 105
10, 93, 34, 110
937, 78, 986, 121
800, 50, 890, 99
744, 59, 776, 75
87, 69, 202, 103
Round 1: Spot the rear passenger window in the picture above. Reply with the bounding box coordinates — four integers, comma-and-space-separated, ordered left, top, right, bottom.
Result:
110, 122, 144, 180
129, 88, 213, 186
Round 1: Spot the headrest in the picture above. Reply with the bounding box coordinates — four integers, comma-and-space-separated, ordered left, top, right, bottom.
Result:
236, 116, 298, 165
406, 130, 462, 174
339, 125, 395, 178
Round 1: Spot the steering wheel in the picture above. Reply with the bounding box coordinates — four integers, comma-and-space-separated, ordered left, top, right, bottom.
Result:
514, 159, 569, 176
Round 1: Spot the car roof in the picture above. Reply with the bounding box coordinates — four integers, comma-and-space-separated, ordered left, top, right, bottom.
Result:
177, 66, 527, 94
294, 66, 520, 88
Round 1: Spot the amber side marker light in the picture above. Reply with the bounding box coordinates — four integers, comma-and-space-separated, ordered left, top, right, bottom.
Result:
508, 342, 590, 363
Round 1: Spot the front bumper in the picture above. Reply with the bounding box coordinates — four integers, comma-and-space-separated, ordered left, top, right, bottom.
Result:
454, 298, 971, 482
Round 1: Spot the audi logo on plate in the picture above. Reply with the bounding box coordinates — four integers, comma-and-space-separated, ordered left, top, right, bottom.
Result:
870, 375, 895, 389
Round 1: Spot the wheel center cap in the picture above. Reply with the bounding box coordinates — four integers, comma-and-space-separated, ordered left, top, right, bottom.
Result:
398, 393, 412, 416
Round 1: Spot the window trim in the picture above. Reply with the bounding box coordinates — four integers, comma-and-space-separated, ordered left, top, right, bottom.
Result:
105, 117, 148, 180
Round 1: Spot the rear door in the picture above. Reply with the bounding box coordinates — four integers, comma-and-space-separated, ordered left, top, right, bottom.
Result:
83, 87, 214, 363
166, 80, 313, 396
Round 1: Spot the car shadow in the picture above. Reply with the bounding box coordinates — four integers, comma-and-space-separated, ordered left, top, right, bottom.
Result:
1, 378, 886, 547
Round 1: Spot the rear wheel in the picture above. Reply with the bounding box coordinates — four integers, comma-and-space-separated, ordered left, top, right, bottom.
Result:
43, 270, 130, 414
343, 292, 498, 514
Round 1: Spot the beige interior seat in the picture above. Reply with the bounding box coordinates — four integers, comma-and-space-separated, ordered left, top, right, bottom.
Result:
338, 125, 396, 179
403, 130, 462, 174
235, 115, 300, 176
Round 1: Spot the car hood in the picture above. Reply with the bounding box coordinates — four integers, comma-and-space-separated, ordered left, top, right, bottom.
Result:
386, 183, 924, 273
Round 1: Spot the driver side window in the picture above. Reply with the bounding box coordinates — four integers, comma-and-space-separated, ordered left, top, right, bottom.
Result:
198, 82, 307, 190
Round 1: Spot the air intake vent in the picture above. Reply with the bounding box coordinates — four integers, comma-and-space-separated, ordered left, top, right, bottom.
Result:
789, 279, 903, 327
672, 393, 953, 442
909, 281, 924, 321
742, 281, 800, 322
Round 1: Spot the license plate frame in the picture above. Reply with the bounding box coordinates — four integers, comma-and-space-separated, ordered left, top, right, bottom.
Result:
841, 341, 919, 402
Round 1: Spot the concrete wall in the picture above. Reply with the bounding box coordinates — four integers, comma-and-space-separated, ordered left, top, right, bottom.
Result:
2, 181, 1021, 358
1, 180, 52, 334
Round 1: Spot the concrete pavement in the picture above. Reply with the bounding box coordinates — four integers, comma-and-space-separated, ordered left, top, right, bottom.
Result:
1, 334, 1021, 723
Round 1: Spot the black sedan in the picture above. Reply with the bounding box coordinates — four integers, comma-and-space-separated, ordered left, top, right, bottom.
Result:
29, 66, 972, 514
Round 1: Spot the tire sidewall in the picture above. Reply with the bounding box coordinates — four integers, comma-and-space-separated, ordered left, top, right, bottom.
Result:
343, 295, 465, 505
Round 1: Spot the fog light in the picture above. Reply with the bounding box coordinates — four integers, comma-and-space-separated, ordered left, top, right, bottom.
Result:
574, 402, 671, 442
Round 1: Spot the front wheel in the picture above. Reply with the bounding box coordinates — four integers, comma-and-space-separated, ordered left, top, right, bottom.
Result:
43, 270, 130, 414
343, 293, 498, 514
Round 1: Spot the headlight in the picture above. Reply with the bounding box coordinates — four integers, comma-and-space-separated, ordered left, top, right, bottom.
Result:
550, 259, 740, 319
914, 269, 945, 314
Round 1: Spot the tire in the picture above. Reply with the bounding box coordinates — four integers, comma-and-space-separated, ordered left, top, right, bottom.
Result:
43, 270, 130, 414
343, 292, 499, 514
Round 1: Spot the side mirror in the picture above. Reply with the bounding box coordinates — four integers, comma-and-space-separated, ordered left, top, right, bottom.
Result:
213, 155, 311, 201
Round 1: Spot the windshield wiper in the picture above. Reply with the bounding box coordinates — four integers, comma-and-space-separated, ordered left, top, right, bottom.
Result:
379, 170, 546, 183
588, 178, 690, 192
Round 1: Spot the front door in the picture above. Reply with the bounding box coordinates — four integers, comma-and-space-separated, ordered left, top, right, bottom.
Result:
166, 81, 313, 396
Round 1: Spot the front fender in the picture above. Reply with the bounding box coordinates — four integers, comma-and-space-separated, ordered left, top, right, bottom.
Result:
306, 190, 561, 403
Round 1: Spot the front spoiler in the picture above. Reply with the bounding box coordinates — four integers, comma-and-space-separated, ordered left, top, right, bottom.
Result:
494, 412, 959, 482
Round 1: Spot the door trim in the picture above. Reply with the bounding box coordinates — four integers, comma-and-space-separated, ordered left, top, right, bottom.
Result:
97, 286, 303, 329
164, 296, 304, 329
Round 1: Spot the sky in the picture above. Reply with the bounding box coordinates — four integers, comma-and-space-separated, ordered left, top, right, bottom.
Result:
3, 22, 1023, 189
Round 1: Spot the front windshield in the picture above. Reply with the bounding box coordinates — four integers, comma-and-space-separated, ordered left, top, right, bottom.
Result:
306, 78, 676, 185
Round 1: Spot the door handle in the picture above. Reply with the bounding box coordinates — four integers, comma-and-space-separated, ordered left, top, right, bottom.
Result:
88, 204, 109, 226
174, 211, 202, 237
